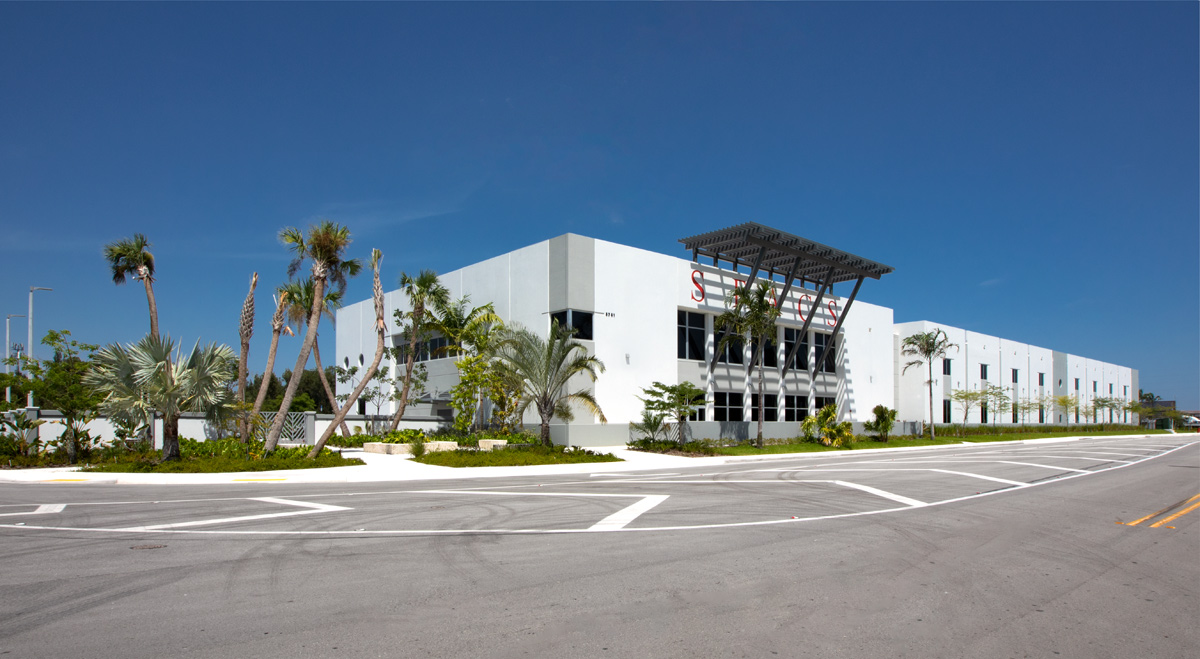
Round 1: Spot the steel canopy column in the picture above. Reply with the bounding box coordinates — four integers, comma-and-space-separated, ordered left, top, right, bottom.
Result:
782, 266, 835, 370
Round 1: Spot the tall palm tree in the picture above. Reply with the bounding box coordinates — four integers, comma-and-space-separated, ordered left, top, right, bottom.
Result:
715, 280, 781, 449
85, 335, 235, 461
492, 322, 606, 446
387, 270, 449, 432
236, 273, 258, 443
278, 278, 349, 436
428, 295, 502, 358
901, 328, 958, 440
265, 221, 361, 452
103, 233, 159, 339
311, 249, 386, 457
251, 290, 293, 431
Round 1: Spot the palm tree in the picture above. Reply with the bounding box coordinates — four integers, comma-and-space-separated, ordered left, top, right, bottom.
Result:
901, 328, 958, 440
311, 249, 385, 457
250, 290, 293, 433
85, 334, 235, 461
429, 295, 502, 357
714, 280, 781, 449
265, 221, 361, 452
278, 278, 350, 437
387, 270, 449, 432
236, 273, 258, 442
492, 322, 606, 446
103, 233, 160, 339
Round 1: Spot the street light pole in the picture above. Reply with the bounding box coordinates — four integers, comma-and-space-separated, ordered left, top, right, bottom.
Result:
5, 314, 24, 405
27, 287, 52, 407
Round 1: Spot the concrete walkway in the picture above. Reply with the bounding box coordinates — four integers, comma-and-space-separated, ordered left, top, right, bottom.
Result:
0, 434, 1155, 486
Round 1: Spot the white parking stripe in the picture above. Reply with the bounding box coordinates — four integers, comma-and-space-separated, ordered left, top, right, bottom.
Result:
588, 495, 670, 531
997, 461, 1091, 473
117, 498, 351, 531
0, 503, 66, 517
832, 481, 925, 507
928, 469, 1026, 486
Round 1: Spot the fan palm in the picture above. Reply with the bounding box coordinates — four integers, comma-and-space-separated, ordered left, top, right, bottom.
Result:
492, 322, 606, 446
103, 233, 159, 338
714, 280, 781, 448
387, 270, 449, 432
311, 249, 385, 457
901, 328, 958, 440
85, 334, 235, 461
265, 221, 361, 451
277, 278, 348, 436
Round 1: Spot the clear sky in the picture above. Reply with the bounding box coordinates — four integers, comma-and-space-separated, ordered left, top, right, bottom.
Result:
2, 3, 1196, 408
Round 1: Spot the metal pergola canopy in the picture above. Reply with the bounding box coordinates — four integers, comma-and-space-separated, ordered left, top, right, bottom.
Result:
679, 222, 894, 285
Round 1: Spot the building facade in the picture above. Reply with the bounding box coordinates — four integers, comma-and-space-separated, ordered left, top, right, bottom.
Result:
337, 231, 1137, 445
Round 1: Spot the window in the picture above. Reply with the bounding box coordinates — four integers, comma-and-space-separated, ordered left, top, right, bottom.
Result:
980, 364, 988, 381
751, 394, 778, 422
784, 328, 808, 370
1012, 402, 1019, 424
1109, 383, 1113, 394
1074, 378, 1080, 391
1012, 368, 1019, 384
551, 309, 593, 340
688, 408, 706, 422
760, 336, 778, 368
943, 359, 951, 376
1038, 372, 1045, 387
677, 311, 705, 361
943, 399, 951, 423
981, 402, 988, 424
1038, 405, 1045, 423
714, 392, 743, 422
813, 396, 837, 412
785, 395, 809, 422
814, 333, 835, 374
715, 328, 744, 365
1093, 381, 1097, 393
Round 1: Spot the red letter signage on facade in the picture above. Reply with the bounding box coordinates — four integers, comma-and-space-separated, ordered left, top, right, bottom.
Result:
691, 270, 705, 302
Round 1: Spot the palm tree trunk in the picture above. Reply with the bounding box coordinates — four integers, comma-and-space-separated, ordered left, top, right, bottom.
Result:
756, 343, 765, 449
265, 267, 326, 452
312, 339, 350, 437
927, 361, 936, 440
250, 295, 290, 438
237, 273, 257, 443
388, 335, 419, 432
540, 411, 552, 447
310, 329, 384, 458
141, 270, 159, 340
162, 413, 181, 461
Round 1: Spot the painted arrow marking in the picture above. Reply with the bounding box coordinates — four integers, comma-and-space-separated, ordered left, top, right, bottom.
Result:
116, 497, 351, 532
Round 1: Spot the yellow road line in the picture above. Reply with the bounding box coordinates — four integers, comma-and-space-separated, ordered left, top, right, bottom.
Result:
1150, 499, 1200, 528
1123, 493, 1200, 526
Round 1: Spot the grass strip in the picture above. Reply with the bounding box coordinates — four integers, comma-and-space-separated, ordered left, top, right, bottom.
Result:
415, 445, 622, 468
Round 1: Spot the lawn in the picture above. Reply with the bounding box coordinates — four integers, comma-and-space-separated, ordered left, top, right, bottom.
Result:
414, 445, 622, 467
703, 428, 1170, 456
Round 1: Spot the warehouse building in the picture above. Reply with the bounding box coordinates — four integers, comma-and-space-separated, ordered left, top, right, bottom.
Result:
336, 224, 1137, 445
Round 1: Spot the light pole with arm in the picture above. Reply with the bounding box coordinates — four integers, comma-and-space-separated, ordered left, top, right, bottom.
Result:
27, 287, 52, 407
5, 314, 24, 405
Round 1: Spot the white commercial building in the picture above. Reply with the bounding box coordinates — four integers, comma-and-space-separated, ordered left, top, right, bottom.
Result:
337, 225, 1137, 445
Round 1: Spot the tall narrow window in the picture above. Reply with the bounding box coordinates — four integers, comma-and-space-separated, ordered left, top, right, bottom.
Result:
784, 394, 809, 422
1074, 378, 1079, 391
942, 399, 951, 423
751, 394, 778, 422
1039, 405, 1045, 423
677, 311, 705, 361
981, 402, 988, 424
715, 328, 744, 365
980, 364, 989, 381
1012, 402, 1019, 424
761, 335, 778, 368
1038, 372, 1045, 387
1011, 368, 1019, 384
714, 392, 744, 422
814, 333, 835, 374
943, 359, 951, 376
784, 328, 809, 371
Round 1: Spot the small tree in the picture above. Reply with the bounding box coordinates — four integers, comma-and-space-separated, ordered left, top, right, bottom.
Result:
1054, 394, 1080, 426
950, 388, 985, 433
901, 329, 958, 440
387, 270, 449, 432
863, 404, 897, 442
639, 381, 706, 444
983, 384, 1010, 428
628, 409, 669, 443
3, 331, 101, 463
715, 280, 780, 449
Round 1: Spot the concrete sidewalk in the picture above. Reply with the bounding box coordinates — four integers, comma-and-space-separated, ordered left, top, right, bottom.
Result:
0, 434, 1157, 486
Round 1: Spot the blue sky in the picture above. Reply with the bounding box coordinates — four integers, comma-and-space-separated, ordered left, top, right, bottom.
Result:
2, 3, 1196, 408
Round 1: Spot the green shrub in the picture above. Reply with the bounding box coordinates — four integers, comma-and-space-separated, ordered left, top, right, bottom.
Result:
415, 444, 621, 467
627, 438, 720, 456
863, 405, 898, 442
801, 405, 854, 447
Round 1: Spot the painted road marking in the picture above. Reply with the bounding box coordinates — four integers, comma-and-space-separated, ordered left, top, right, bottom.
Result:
588, 495, 670, 531
1149, 497, 1200, 528
997, 461, 1091, 473
1123, 493, 1200, 528
116, 497, 351, 531
0, 503, 66, 517
927, 469, 1026, 486
832, 481, 925, 507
